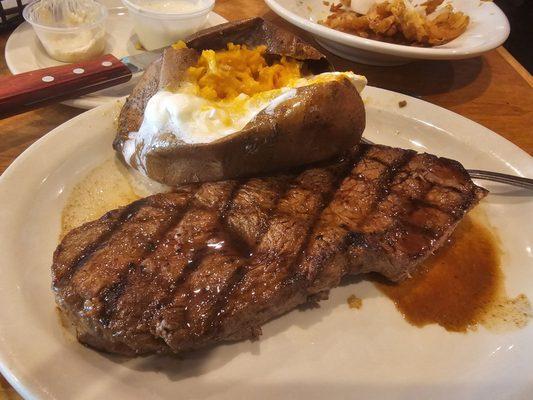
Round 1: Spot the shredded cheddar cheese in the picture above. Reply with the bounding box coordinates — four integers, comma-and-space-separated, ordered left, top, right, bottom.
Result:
171, 40, 188, 50
185, 43, 302, 101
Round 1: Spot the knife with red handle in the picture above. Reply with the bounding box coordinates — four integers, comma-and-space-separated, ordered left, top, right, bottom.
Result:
0, 49, 163, 119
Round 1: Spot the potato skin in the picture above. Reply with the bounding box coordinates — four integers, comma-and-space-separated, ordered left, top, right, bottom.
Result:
141, 79, 364, 185
114, 18, 365, 185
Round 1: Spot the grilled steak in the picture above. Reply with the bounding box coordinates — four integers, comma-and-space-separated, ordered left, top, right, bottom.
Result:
52, 144, 487, 355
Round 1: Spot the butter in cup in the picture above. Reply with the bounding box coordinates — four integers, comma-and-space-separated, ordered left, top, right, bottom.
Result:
23, 0, 108, 63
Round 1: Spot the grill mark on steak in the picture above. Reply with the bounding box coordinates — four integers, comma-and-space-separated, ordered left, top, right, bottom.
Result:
99, 182, 238, 352
147, 182, 241, 345
53, 144, 489, 355
275, 147, 369, 296
155, 181, 240, 285
304, 147, 416, 292
224, 176, 293, 248
98, 263, 135, 327
156, 172, 309, 349
230, 150, 372, 322
342, 150, 416, 232
209, 157, 361, 339
53, 200, 146, 289
345, 152, 486, 281
54, 189, 198, 290
96, 190, 201, 329
54, 196, 183, 337
189, 183, 298, 342
157, 247, 246, 350
201, 263, 248, 336
349, 183, 441, 279
62, 190, 198, 353
152, 188, 302, 352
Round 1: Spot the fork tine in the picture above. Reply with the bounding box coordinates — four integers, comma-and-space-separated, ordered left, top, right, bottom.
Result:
468, 170, 533, 190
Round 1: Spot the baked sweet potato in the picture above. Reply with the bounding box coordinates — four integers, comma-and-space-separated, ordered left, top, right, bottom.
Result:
114, 17, 366, 185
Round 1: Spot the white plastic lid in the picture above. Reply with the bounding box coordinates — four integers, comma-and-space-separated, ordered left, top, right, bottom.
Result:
121, 0, 214, 19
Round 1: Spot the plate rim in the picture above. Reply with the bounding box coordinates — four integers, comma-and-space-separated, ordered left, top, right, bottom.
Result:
0, 87, 531, 400
264, 0, 510, 60
0, 101, 114, 400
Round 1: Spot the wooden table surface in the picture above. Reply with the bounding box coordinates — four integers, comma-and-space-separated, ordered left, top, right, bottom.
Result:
0, 0, 532, 398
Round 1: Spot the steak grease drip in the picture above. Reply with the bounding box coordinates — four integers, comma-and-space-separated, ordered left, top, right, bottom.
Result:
61, 158, 172, 239
375, 214, 532, 332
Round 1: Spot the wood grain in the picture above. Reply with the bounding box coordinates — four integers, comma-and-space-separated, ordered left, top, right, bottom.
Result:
0, 0, 532, 396
497, 47, 533, 88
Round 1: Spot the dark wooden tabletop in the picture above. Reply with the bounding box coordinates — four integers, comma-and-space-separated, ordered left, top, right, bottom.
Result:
0, 0, 532, 397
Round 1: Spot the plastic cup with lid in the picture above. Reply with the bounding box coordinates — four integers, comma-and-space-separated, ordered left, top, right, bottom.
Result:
121, 0, 215, 50
23, 0, 108, 63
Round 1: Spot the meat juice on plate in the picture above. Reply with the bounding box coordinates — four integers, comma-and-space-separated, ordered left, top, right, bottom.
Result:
374, 212, 532, 332
61, 158, 171, 238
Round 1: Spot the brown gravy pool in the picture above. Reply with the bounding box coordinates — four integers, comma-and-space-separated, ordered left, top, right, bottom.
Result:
375, 215, 531, 332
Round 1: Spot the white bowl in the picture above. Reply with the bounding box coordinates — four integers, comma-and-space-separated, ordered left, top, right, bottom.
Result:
22, 0, 108, 63
265, 0, 510, 66
121, 0, 215, 50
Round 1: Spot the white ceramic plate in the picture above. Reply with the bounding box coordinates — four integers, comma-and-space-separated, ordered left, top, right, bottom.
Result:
265, 0, 510, 65
1, 88, 532, 400
4, 0, 227, 109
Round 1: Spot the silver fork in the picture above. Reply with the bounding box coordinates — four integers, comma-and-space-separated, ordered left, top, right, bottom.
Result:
360, 137, 533, 190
